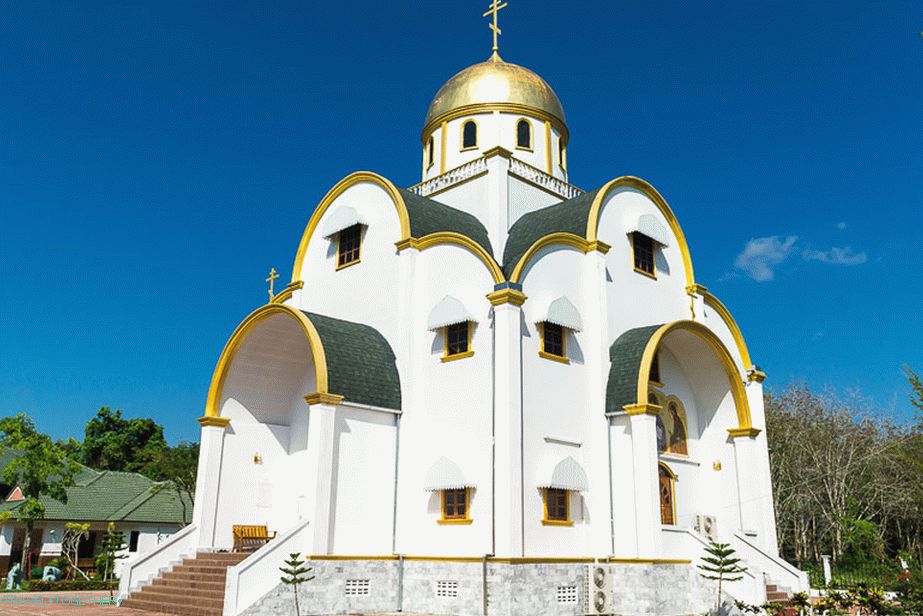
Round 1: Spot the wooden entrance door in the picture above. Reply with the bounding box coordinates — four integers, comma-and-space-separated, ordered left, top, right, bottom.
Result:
659, 465, 675, 525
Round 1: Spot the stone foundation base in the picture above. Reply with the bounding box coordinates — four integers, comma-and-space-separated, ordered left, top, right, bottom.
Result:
241, 559, 715, 616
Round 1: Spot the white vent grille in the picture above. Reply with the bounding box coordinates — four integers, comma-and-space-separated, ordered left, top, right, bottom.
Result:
556, 584, 578, 604
344, 579, 370, 596
436, 580, 459, 598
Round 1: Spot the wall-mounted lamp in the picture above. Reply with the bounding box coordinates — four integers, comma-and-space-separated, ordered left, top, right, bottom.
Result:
712, 460, 722, 471
253, 453, 263, 465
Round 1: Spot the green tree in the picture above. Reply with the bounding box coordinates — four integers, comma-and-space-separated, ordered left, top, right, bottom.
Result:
142, 442, 199, 525
97, 521, 127, 597
698, 541, 746, 615
0, 413, 78, 576
80, 407, 167, 472
906, 366, 923, 418
280, 552, 314, 616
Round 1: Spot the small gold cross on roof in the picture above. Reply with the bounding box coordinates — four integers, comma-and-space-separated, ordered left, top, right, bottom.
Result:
265, 267, 279, 301
483, 0, 508, 53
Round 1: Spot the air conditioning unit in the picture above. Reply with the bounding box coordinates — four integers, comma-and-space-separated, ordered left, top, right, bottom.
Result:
694, 514, 717, 541
584, 563, 613, 615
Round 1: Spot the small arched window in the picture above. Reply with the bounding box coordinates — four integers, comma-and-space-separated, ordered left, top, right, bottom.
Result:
426, 136, 435, 169
558, 139, 566, 169
461, 120, 478, 150
516, 119, 532, 150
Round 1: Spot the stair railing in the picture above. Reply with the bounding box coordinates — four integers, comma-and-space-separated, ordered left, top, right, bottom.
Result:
222, 518, 312, 616
118, 523, 199, 599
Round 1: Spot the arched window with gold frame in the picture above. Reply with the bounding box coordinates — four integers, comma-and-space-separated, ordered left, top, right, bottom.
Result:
658, 463, 677, 525
461, 120, 478, 151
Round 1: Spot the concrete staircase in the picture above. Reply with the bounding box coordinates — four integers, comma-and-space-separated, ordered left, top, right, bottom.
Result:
121, 551, 248, 616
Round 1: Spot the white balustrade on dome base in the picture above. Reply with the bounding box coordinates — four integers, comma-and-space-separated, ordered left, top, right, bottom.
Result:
409, 155, 583, 201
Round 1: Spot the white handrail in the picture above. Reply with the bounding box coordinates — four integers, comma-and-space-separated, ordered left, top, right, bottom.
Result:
118, 523, 199, 598
222, 518, 312, 616
732, 531, 808, 592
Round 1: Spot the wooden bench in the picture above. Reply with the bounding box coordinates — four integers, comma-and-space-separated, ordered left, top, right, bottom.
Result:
232, 525, 276, 552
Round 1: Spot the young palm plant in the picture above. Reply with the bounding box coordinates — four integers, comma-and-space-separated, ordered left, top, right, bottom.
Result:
698, 541, 746, 615
280, 552, 314, 616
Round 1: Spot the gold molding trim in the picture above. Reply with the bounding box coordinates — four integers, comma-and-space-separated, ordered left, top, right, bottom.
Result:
624, 403, 662, 416
421, 102, 569, 146
203, 304, 330, 419
748, 369, 767, 383
304, 392, 345, 406
635, 321, 753, 432
441, 350, 475, 363
290, 171, 411, 284
305, 554, 691, 565
687, 283, 755, 371
197, 416, 231, 428
437, 518, 474, 525
486, 288, 527, 306
508, 232, 610, 284
538, 350, 570, 364
271, 280, 303, 304
482, 145, 513, 159
727, 427, 762, 439
544, 120, 552, 174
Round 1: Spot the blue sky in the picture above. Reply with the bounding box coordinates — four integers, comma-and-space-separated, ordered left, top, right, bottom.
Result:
1, 1, 921, 444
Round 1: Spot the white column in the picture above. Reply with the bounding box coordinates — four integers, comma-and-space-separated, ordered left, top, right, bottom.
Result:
730, 430, 761, 534
192, 418, 229, 549
491, 293, 525, 557
303, 395, 340, 555
626, 406, 662, 558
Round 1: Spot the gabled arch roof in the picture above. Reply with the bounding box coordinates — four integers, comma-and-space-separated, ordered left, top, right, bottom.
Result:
305, 311, 402, 410
502, 189, 600, 277
400, 189, 494, 258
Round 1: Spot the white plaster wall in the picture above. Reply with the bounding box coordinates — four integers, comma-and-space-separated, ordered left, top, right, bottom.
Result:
508, 176, 564, 226
699, 299, 751, 373
329, 407, 397, 555
422, 177, 492, 250
394, 242, 495, 556
517, 246, 612, 556
424, 113, 566, 182
0, 525, 13, 557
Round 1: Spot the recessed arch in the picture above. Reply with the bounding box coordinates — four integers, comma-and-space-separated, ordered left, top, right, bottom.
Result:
203, 304, 331, 419
587, 176, 696, 287
290, 171, 412, 284
508, 232, 609, 284
635, 320, 752, 433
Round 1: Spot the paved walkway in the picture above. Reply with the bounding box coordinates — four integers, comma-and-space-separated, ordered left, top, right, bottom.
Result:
0, 592, 435, 615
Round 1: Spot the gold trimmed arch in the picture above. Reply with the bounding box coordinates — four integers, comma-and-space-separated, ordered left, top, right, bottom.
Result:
587, 176, 696, 287
201, 304, 332, 420
635, 320, 754, 434
688, 284, 754, 371
398, 232, 505, 284
290, 172, 412, 284
508, 232, 610, 284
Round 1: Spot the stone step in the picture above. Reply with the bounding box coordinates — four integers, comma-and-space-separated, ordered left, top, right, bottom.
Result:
121, 596, 221, 616
171, 563, 232, 575
161, 570, 228, 583
126, 588, 224, 610
151, 577, 227, 592
137, 585, 226, 602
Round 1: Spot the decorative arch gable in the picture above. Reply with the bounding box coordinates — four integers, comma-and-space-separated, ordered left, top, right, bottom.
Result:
201, 304, 401, 423
606, 320, 753, 434
587, 176, 696, 288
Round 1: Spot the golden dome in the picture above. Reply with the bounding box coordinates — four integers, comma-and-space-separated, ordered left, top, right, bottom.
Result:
423, 52, 566, 136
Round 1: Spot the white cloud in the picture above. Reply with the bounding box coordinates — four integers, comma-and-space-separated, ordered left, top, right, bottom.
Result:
733, 235, 798, 281
802, 246, 867, 265
836, 222, 847, 230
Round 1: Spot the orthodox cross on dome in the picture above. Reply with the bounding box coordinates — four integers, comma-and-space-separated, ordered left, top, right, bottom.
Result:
483, 0, 508, 53
265, 267, 279, 301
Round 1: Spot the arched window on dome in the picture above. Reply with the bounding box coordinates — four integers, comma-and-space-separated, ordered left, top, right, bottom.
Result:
426, 136, 435, 170
516, 119, 532, 151
461, 120, 478, 151
558, 138, 567, 170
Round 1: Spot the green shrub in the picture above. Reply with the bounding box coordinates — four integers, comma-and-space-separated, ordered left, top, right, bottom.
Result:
27, 579, 118, 592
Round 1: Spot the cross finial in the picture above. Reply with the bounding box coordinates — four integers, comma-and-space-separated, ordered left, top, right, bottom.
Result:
483, 0, 508, 54
265, 267, 279, 301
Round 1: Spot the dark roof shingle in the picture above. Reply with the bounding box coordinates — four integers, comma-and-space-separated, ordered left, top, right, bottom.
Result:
400, 189, 494, 258
606, 325, 663, 414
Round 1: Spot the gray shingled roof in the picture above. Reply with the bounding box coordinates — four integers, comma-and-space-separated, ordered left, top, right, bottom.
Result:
0, 460, 192, 525
606, 325, 663, 414
400, 189, 494, 258
501, 189, 601, 277
304, 311, 402, 410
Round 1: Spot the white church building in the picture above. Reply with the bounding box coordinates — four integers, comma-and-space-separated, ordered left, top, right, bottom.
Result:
120, 14, 807, 616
